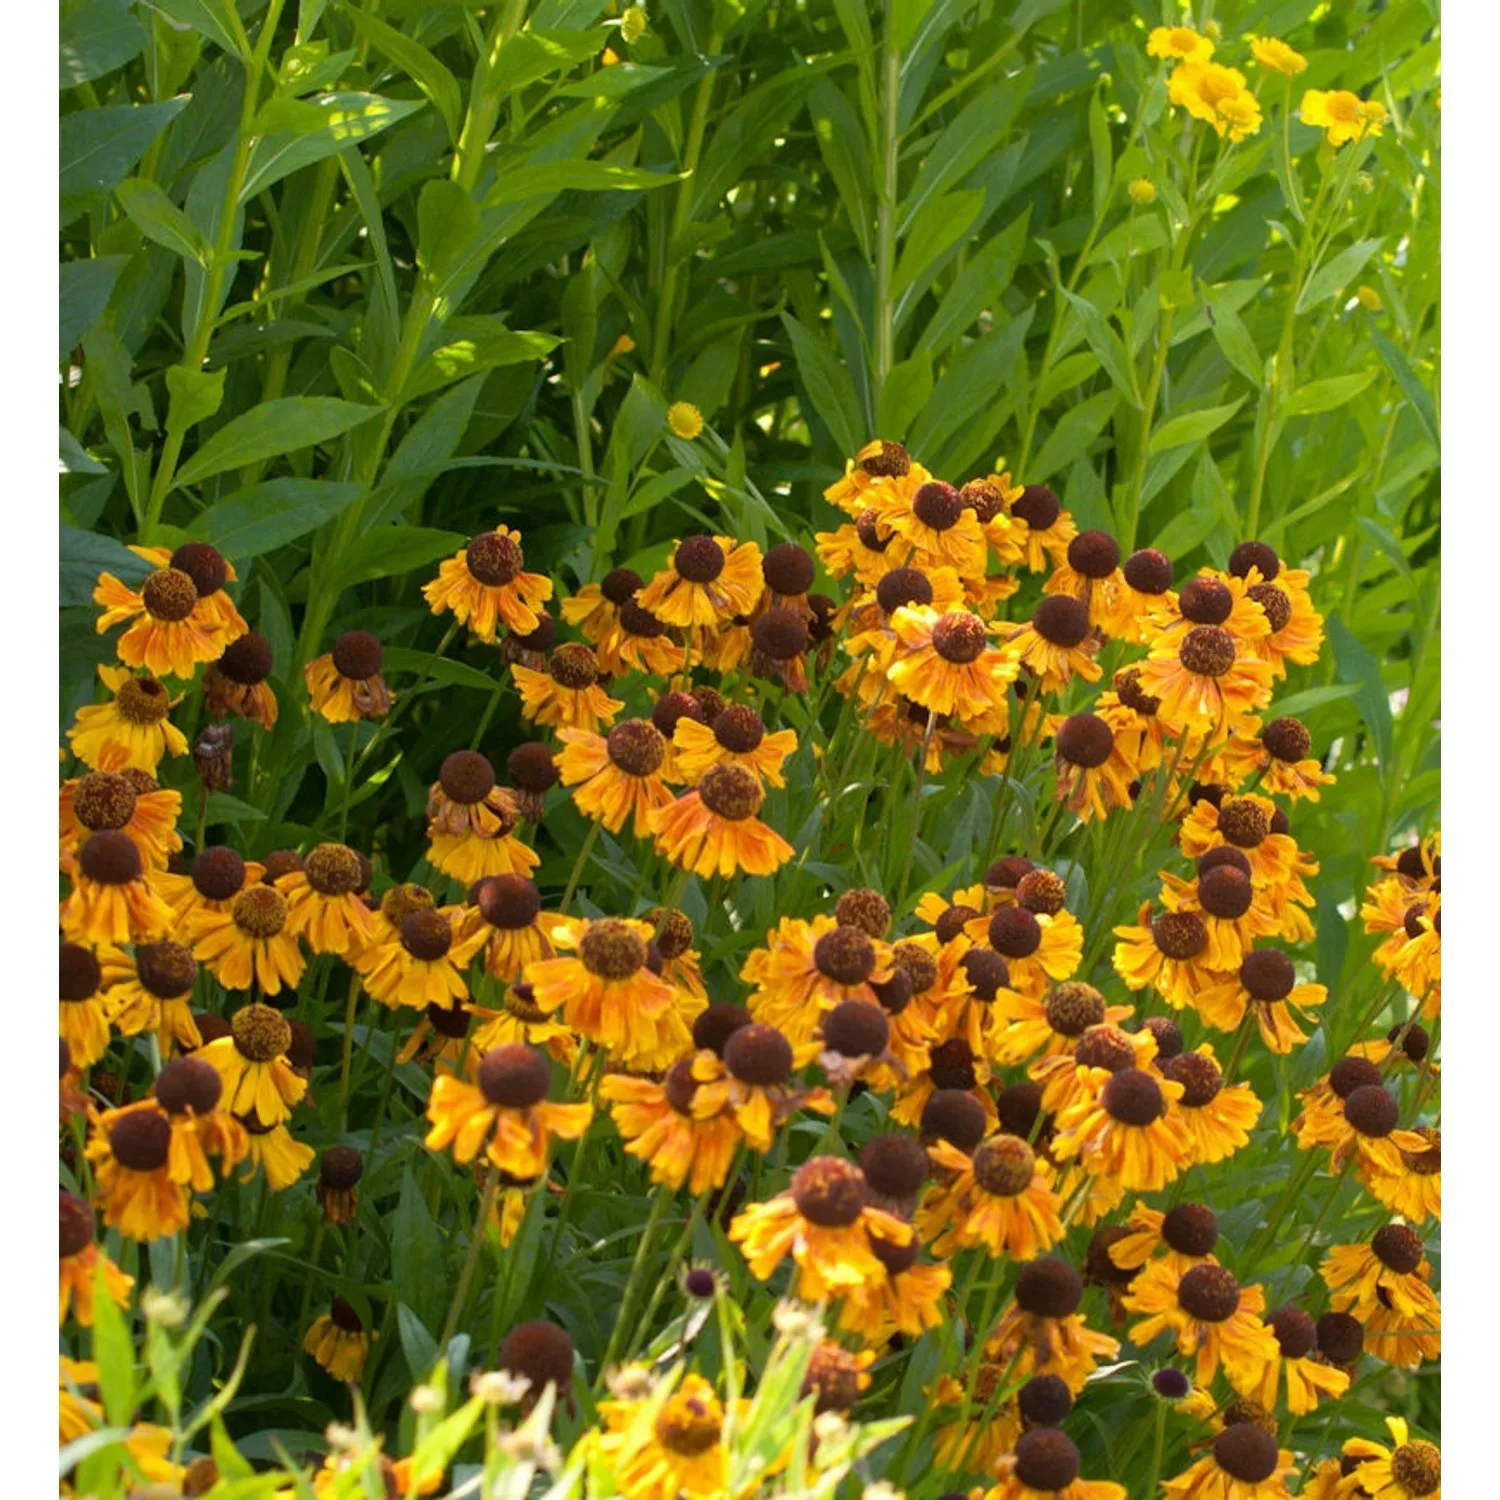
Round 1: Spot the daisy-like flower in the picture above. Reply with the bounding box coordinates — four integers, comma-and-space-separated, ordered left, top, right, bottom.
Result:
977, 904, 1084, 1000
1340, 1416, 1442, 1499
690, 1021, 834, 1151
303, 1298, 373, 1382
1321, 1223, 1442, 1370
316, 1146, 363, 1226
422, 526, 553, 642
1162, 1423, 1297, 1499
874, 478, 988, 576
1295, 1070, 1429, 1177
525, 916, 693, 1069
425, 750, 539, 885
59, 1191, 133, 1328
1051, 712, 1136, 823
1112, 905, 1218, 1010
596, 1370, 741, 1500
988, 1428, 1127, 1500
1228, 553, 1325, 682
99, 938, 202, 1055
1137, 620, 1273, 735
983, 1259, 1121, 1392
1009, 483, 1079, 572
188, 879, 306, 994
649, 762, 794, 878
1147, 25, 1213, 62
354, 904, 487, 1011
424, 1044, 592, 1177
919, 1133, 1064, 1259
1215, 714, 1336, 801
987, 979, 1131, 1068
304, 630, 392, 722
1249, 36, 1306, 75
1171, 61, 1263, 140
59, 941, 111, 1067
1005, 596, 1102, 692
556, 719, 674, 836
742, 915, 895, 1045
61, 830, 173, 946
1124, 1260, 1281, 1397
1253, 1302, 1350, 1415
85, 1105, 190, 1241
1359, 1124, 1441, 1224
60, 769, 181, 875
239, 1115, 314, 1190
68, 666, 187, 774
600, 1055, 742, 1196
1106, 1203, 1220, 1278
199, 1003, 308, 1127
729, 1155, 911, 1300
835, 1199, 951, 1343
636, 535, 764, 627
894, 1038, 997, 1133
152, 843, 261, 926
279, 842, 378, 957
1160, 1048, 1263, 1165
802, 1340, 875, 1415
823, 438, 918, 517
562, 566, 641, 648
1050, 1065, 1190, 1192
1157, 853, 1279, 970
1301, 89, 1388, 146
650, 906, 707, 998
816, 509, 904, 587
1044, 530, 1128, 629
1102, 547, 1177, 643
203, 629, 279, 729
465, 875, 567, 983
150, 1054, 250, 1190
606, 595, 686, 677
513, 642, 623, 731
886, 606, 1017, 723
1195, 947, 1326, 1053
93, 543, 244, 678
470, 981, 578, 1065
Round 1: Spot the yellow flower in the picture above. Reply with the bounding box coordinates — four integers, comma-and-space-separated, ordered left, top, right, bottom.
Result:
1357, 284, 1384, 311
620, 5, 647, 45
1340, 1415, 1442, 1499
1301, 89, 1388, 146
1170, 62, 1263, 142
422, 526, 553, 643
1249, 36, 1307, 76
1162, 1426, 1297, 1498
667, 401, 704, 439
1128, 177, 1158, 205
59, 1191, 134, 1327
303, 1300, 373, 1382
68, 665, 188, 775
304, 631, 392, 723
648, 764, 794, 879
610, 333, 637, 357
199, 1004, 308, 1128
1148, 26, 1214, 63
600, 1058, 743, 1196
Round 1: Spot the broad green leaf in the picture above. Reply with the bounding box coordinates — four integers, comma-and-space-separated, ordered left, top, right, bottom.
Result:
892, 188, 984, 303
61, 0, 145, 87
240, 94, 426, 201
1356, 516, 1416, 592
61, 427, 108, 476
875, 352, 933, 441
416, 178, 481, 289
145, 0, 247, 60
1370, 325, 1438, 447
916, 208, 1029, 356
402, 322, 561, 401
1271, 684, 1359, 718
1281, 370, 1375, 416
333, 526, 466, 590
204, 791, 267, 824
89, 1261, 135, 1427
175, 398, 383, 487
164, 365, 226, 437
1329, 613, 1393, 769
809, 82, 874, 262
1060, 288, 1139, 408
59, 255, 129, 357
899, 76, 1027, 236
391, 1165, 446, 1331
380, 648, 499, 693
908, 309, 1034, 463
1148, 398, 1245, 455
60, 99, 189, 201
484, 160, 676, 207
1297, 236, 1383, 313
1206, 292, 1264, 384
115, 178, 211, 264
1088, 89, 1112, 223
397, 1303, 440, 1384
490, 28, 607, 94
187, 479, 366, 558
341, 7, 463, 142
780, 313, 865, 457
60, 524, 151, 606
1029, 390, 1117, 483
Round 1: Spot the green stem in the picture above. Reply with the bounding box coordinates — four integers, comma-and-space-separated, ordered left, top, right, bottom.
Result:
296, 1220, 327, 1338
451, 0, 529, 193
872, 18, 901, 401
338, 717, 359, 841
596, 1187, 673, 1379
559, 821, 602, 914
439, 1172, 500, 1347
1143, 1398, 1167, 1499
337, 972, 361, 1132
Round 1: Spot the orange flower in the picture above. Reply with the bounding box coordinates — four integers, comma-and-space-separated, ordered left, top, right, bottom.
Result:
512, 643, 623, 731
555, 720, 674, 836
304, 631, 392, 722
635, 535, 764, 627
422, 526, 553, 642
648, 763, 794, 877
93, 543, 244, 679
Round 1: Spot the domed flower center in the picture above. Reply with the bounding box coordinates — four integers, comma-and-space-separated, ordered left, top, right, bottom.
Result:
1056, 713, 1113, 768
618, 599, 667, 637
933, 903, 979, 944
79, 829, 142, 886
854, 509, 891, 552
989, 907, 1041, 958
304, 843, 364, 896
1229, 540, 1281, 581
1033, 595, 1090, 647
154, 1056, 222, 1115
929, 611, 986, 664
439, 750, 496, 805
1218, 797, 1270, 848
653, 1392, 722, 1456
875, 566, 932, 615
1114, 666, 1161, 716
1402, 1126, 1441, 1175
750, 608, 807, 660
1162, 1203, 1218, 1257
1265, 1303, 1316, 1360
401, 910, 452, 961
1262, 716, 1312, 762
141, 567, 199, 622
136, 941, 198, 999
231, 1003, 292, 1063
1101, 1067, 1165, 1125
861, 440, 910, 477
115, 674, 171, 725
232, 885, 287, 938
723, 1022, 792, 1085
1124, 548, 1173, 595
219, 632, 273, 685
763, 542, 815, 596
1162, 1051, 1222, 1107
1045, 982, 1106, 1037
606, 720, 666, 777
476, 875, 541, 930
912, 481, 965, 530
109, 1110, 172, 1172
1014, 1429, 1081, 1491
579, 919, 647, 980
1198, 864, 1253, 920
960, 478, 1005, 522
1152, 911, 1207, 960
814, 924, 877, 986
380, 883, 434, 927
673, 536, 725, 584
1371, 1223, 1424, 1274
1179, 625, 1236, 677
1248, 582, 1291, 632
1240, 948, 1295, 1002
889, 941, 937, 996
548, 644, 599, 689
823, 999, 889, 1058
1014, 1258, 1083, 1318
791, 1156, 866, 1227
1012, 484, 1060, 530
698, 763, 762, 821
1343, 1083, 1399, 1138
1178, 1263, 1240, 1323
477, 1045, 551, 1109
465, 530, 522, 585
1214, 1423, 1279, 1484
331, 631, 382, 681
73, 772, 137, 831
1016, 869, 1067, 915
928, 1037, 978, 1091
973, 1135, 1036, 1196
1390, 1441, 1441, 1495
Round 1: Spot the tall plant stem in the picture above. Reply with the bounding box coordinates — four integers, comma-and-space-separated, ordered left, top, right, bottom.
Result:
440, 1173, 500, 1347
872, 19, 901, 400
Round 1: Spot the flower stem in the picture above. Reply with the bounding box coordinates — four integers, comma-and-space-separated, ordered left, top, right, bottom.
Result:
337, 972, 361, 1132
559, 821, 602, 914
440, 1172, 500, 1349
596, 1186, 672, 1380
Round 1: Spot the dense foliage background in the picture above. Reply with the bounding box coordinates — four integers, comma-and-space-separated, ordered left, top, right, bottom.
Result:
59, 0, 1439, 1492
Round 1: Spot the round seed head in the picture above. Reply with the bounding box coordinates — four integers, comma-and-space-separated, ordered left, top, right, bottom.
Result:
110, 1110, 173, 1171
60, 1190, 96, 1257
1240, 948, 1295, 1001
60, 943, 102, 1001
1017, 1374, 1072, 1428
823, 1000, 889, 1057
578, 919, 647, 980
1067, 530, 1120, 578
861, 441, 910, 477
673, 535, 725, 584
1179, 578, 1233, 625
996, 1081, 1044, 1140
1214, 1424, 1279, 1484
1371, 1223, 1424, 1274
989, 906, 1041, 957
931, 611, 987, 664
1248, 583, 1291, 632
331, 631, 382, 680
478, 1045, 551, 1109
440, 750, 496, 804
1101, 1067, 1165, 1125
698, 763, 763, 820
860, 1134, 928, 1197
507, 741, 560, 793
475, 875, 541, 930
401, 909, 452, 961
1140, 1016, 1184, 1060
465, 530, 523, 585
920, 1089, 987, 1152
498, 1321, 574, 1392
1179, 625, 1236, 677
1014, 1429, 1080, 1491
1044, 982, 1106, 1037
73, 771, 137, 831
1198, 864, 1253, 919
1014, 1259, 1083, 1318
154, 1056, 222, 1115
1315, 1311, 1364, 1365
875, 566, 933, 615
1328, 1056, 1383, 1099
1161, 1203, 1218, 1257
548, 643, 599, 689
751, 607, 808, 660
1343, 1083, 1399, 1137
933, 903, 980, 944
1124, 548, 1173, 594
973, 1135, 1036, 1196
1266, 1304, 1316, 1360
1033, 594, 1090, 648
79, 830, 142, 885
170, 542, 229, 597
1056, 713, 1113, 768
792, 1156, 867, 1227
219, 631, 273, 685
723, 1023, 793, 1086
1229, 541, 1280, 582
1262, 717, 1312, 762
692, 1003, 751, 1058
1162, 1051, 1222, 1107
763, 542, 815, 595
1178, 1264, 1240, 1323
141, 567, 199, 621
601, 567, 644, 606
835, 887, 890, 938
1012, 484, 1061, 531
320, 1146, 363, 1191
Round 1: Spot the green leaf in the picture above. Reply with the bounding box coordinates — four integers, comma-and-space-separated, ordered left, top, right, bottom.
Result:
115, 178, 211, 264
908, 309, 1034, 464
916, 208, 1029, 357
809, 82, 874, 262
1147, 398, 1245, 455
204, 791, 267, 824
60, 98, 189, 201
60, 524, 151, 606
402, 321, 561, 402
59, 255, 129, 357
187, 479, 366, 558
1088, 88, 1112, 223
90, 1260, 135, 1427
145, 0, 247, 60
416, 178, 481, 289
483, 160, 676, 207
899, 76, 1027, 237
175, 397, 383, 488
391, 1165, 446, 1331
341, 7, 463, 143
1206, 292, 1264, 385
1281, 370, 1375, 416
1271, 683, 1359, 718
240, 94, 426, 201
1355, 516, 1416, 592
892, 188, 984, 304
1060, 288, 1139, 408
61, 0, 145, 87
397, 1303, 440, 1383
1329, 613, 1392, 769
164, 365, 226, 438
380, 648, 499, 693
333, 526, 466, 590
780, 313, 865, 457
1370, 325, 1439, 448
874, 352, 933, 441
406, 1397, 485, 1487
1297, 236, 1383, 313
62, 427, 108, 476
1029, 390, 1118, 483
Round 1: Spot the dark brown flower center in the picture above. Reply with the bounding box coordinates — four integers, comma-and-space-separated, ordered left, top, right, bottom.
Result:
381, 883, 434, 927
698, 763, 762, 821
860, 1134, 928, 1198
960, 947, 1009, 1002
1329, 1055, 1384, 1099
73, 772, 137, 831
478, 1044, 551, 1108
1162, 1203, 1218, 1257
791, 1156, 866, 1227
1124, 548, 1173, 594
823, 999, 889, 1057
1179, 625, 1236, 677
1248, 582, 1292, 633
814, 925, 877, 986
321, 1145, 363, 1191
331, 631, 382, 680
1266, 1303, 1316, 1360
1014, 1258, 1082, 1318
141, 567, 199, 622
960, 477, 1005, 522
912, 480, 964, 531
401, 909, 452, 961
136, 941, 198, 999
1014, 1428, 1080, 1492
928, 1038, 978, 1092
79, 829, 142, 885
465, 530, 522, 585
1102, 1067, 1164, 1125
1179, 578, 1233, 625
1015, 870, 1066, 916
973, 1134, 1036, 1196
439, 750, 496, 805
1389, 1441, 1441, 1495
110, 1109, 172, 1171
604, 720, 665, 777
989, 906, 1041, 958
862, 441, 910, 478
691, 1003, 750, 1057
933, 903, 979, 944
1045, 982, 1106, 1037
114, 674, 170, 726
1012, 484, 1061, 531
1343, 1083, 1399, 1138
1056, 712, 1113, 768
1178, 1264, 1240, 1322
724, 1022, 793, 1085
154, 1056, 222, 1115
1372, 1223, 1424, 1274
1214, 1423, 1278, 1484
1114, 666, 1161, 716
855, 509, 892, 552
1229, 540, 1280, 582
1262, 716, 1312, 762
876, 566, 932, 615
888, 942, 936, 997
60, 942, 102, 1001
1161, 1051, 1222, 1107
751, 608, 807, 660
1198, 864, 1253, 920
674, 535, 725, 584
549, 643, 599, 689
921, 1089, 987, 1152
1316, 1311, 1363, 1364
1033, 594, 1090, 648
304, 843, 364, 896
232, 884, 287, 938
575, 919, 645, 980
1240, 948, 1295, 1001
471, 875, 538, 931
930, 611, 987, 663
193, 845, 246, 901
60, 1190, 96, 1257
232, 1003, 292, 1062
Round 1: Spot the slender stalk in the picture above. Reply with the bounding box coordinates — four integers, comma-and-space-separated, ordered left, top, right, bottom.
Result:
596, 1187, 672, 1379
338, 718, 359, 841
440, 1173, 500, 1347
295, 1220, 327, 1338
559, 821, 602, 914
337, 972, 362, 1132
872, 18, 901, 399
